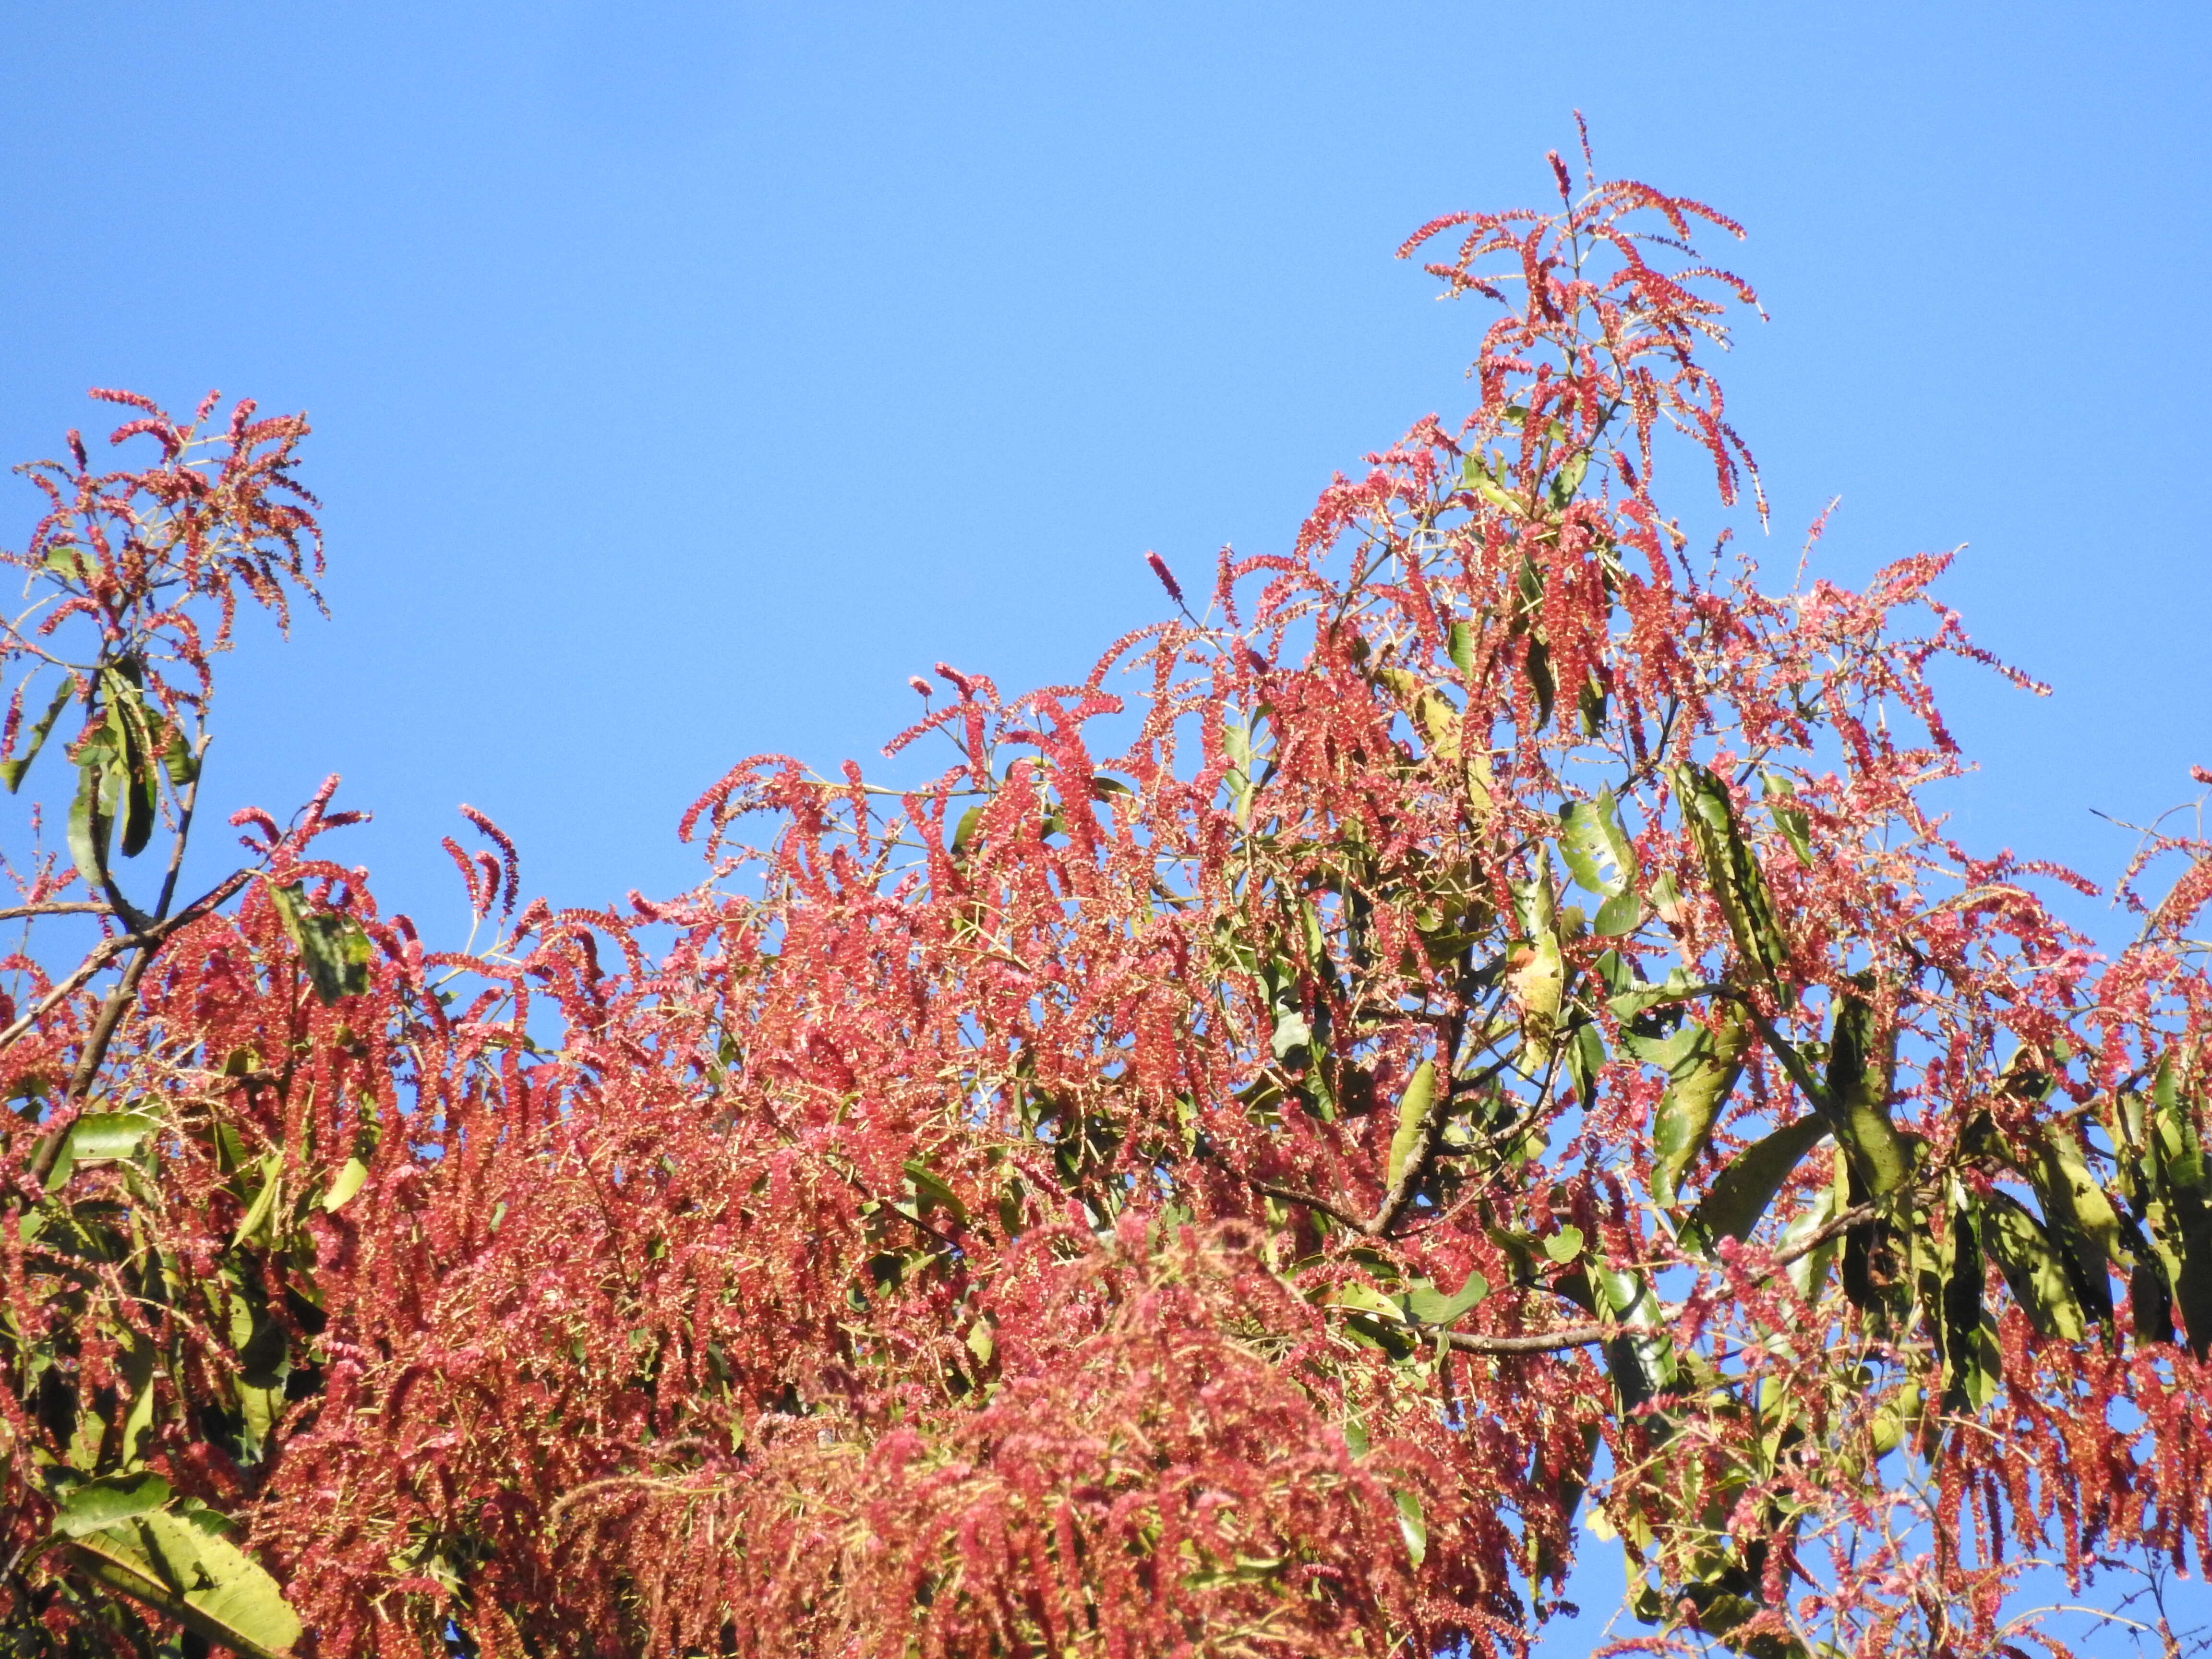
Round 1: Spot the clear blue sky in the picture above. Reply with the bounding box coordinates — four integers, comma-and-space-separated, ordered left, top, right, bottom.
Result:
4, 3, 2207, 1642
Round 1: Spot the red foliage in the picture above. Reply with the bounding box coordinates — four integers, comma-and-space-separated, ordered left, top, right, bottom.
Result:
3, 154, 2210, 1659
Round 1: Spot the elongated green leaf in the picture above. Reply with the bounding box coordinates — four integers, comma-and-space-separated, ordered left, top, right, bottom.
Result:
1608, 965, 1703, 1025
1671, 763, 1791, 990
103, 672, 159, 859
1392, 1489, 1427, 1567
68, 750, 114, 891
1761, 772, 1813, 865
1446, 619, 1474, 676
1592, 1261, 1677, 1413
1525, 637, 1555, 729
53, 1472, 172, 1538
230, 1152, 284, 1250
1327, 1281, 1406, 1322
1565, 1019, 1605, 1105
1384, 1061, 1438, 1191
65, 1508, 302, 1659
2174, 1202, 2212, 1359
120, 1333, 157, 1465
47, 1108, 161, 1187
902, 1159, 968, 1226
1779, 1186, 1839, 1301
1, 677, 74, 793
1980, 1190, 2085, 1342
66, 1109, 159, 1162
2140, 1067, 2212, 1355
1405, 1267, 1488, 1325
1940, 1196, 1995, 1412
1686, 1114, 1831, 1250
1823, 984, 1909, 1199
2027, 1130, 2122, 1326
1651, 1017, 1752, 1206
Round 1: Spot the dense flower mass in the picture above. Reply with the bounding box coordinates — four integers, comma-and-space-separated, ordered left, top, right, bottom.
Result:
2, 149, 2210, 1659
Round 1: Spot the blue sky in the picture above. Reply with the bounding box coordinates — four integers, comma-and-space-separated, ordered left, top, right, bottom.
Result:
4, 0, 2206, 938
4, 3, 2207, 1643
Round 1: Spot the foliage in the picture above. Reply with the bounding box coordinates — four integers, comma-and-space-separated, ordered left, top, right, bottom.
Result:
2, 147, 2210, 1659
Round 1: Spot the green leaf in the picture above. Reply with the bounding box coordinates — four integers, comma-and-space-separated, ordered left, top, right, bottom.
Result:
1392, 1489, 1427, 1567
162, 724, 198, 788
102, 672, 159, 859
322, 1155, 369, 1212
1671, 763, 1791, 991
1543, 1225, 1586, 1264
1980, 1191, 2085, 1343
67, 748, 115, 891
1940, 1195, 1996, 1413
1460, 453, 1517, 512
1327, 1281, 1406, 1322
1779, 1186, 1840, 1301
902, 1159, 969, 1226
1, 677, 74, 793
1549, 448, 1590, 505
2029, 1130, 2123, 1326
1650, 1018, 1752, 1206
1592, 890, 1640, 936
1592, 1262, 1678, 1406
1405, 1268, 1488, 1325
1525, 637, 1555, 729
1607, 964, 1703, 1024
230, 1153, 284, 1250
1685, 1114, 1831, 1250
1384, 1061, 1438, 1191
1566, 1019, 1606, 1105
46, 1109, 161, 1187
950, 804, 985, 859
268, 883, 372, 1005
1559, 790, 1638, 909
53, 1472, 173, 1538
64, 1508, 303, 1659
67, 1109, 158, 1160
1823, 982, 1910, 1199
1446, 620, 1474, 676
1762, 772, 1813, 865
119, 1334, 157, 1465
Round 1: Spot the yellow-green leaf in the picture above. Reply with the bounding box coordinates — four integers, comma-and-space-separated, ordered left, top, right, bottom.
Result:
1384, 1061, 1438, 1191
322, 1156, 369, 1213
64, 1509, 302, 1659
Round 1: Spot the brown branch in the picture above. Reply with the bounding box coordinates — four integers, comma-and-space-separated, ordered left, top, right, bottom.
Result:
13, 868, 253, 1196
0, 902, 111, 922
1363, 1047, 1517, 1238
1444, 1321, 1612, 1356
1254, 1182, 1367, 1232
0, 932, 138, 1051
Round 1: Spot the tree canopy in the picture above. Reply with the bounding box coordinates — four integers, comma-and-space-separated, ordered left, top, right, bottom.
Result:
3, 149, 2210, 1659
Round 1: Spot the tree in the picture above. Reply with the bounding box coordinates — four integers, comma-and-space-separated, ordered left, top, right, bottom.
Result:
2, 144, 2209, 1659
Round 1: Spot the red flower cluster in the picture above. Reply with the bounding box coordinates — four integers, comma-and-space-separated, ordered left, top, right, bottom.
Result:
2, 156, 2209, 1659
